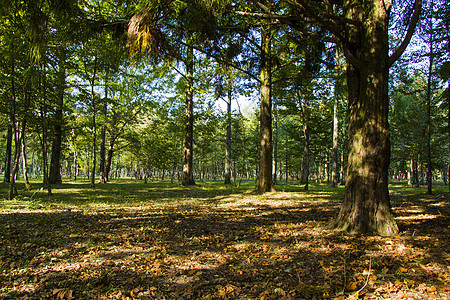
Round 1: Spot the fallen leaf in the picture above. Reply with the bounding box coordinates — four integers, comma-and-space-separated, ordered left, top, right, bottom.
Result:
346, 281, 358, 291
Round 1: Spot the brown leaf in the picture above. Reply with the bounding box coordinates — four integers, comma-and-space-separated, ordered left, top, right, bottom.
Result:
346, 281, 358, 291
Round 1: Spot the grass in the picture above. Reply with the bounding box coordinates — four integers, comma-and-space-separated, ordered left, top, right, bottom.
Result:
0, 178, 448, 299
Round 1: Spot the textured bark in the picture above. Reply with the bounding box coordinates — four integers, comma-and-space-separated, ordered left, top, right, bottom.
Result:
425, 23, 434, 195
257, 25, 275, 193
182, 34, 196, 186
48, 113, 63, 184
272, 102, 278, 185
331, 75, 340, 187
49, 49, 66, 185
99, 83, 108, 183
224, 89, 232, 185
89, 58, 98, 189
331, 0, 406, 236
21, 133, 31, 190
39, 63, 52, 196
3, 124, 12, 183
105, 142, 114, 182
300, 97, 310, 190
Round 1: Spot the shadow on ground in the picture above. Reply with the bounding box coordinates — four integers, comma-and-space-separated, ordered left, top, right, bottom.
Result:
0, 181, 448, 299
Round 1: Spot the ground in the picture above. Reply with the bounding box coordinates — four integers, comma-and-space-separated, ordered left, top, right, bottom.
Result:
0, 180, 448, 299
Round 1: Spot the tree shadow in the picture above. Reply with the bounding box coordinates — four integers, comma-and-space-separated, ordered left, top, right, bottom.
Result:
0, 182, 448, 299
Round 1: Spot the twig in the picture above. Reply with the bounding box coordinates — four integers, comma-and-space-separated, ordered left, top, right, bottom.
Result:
345, 257, 372, 300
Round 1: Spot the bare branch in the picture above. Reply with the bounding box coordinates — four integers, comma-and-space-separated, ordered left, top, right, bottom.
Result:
388, 0, 422, 67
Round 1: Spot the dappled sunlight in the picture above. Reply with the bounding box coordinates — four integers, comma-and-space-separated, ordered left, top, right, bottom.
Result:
0, 181, 448, 299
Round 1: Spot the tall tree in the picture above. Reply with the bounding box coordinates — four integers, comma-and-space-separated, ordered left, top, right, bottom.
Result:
252, 0, 422, 234
224, 88, 232, 185
182, 32, 196, 186
257, 23, 276, 192
49, 47, 66, 184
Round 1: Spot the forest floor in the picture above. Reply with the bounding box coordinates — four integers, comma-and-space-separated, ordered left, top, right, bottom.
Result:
0, 179, 448, 300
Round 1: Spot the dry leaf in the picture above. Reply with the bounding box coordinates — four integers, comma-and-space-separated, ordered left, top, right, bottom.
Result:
346, 281, 358, 291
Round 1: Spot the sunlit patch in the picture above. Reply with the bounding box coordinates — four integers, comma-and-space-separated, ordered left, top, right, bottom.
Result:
0, 181, 447, 299
396, 214, 437, 221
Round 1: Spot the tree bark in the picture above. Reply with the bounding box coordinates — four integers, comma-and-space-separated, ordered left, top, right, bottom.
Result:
3, 124, 13, 183
49, 48, 66, 185
40, 63, 52, 196
99, 88, 108, 183
88, 57, 98, 189
257, 24, 275, 193
224, 89, 232, 185
331, 69, 340, 187
272, 101, 278, 185
300, 96, 310, 190
99, 73, 109, 183
105, 142, 114, 182
331, 0, 408, 236
425, 17, 434, 195
182, 33, 196, 186
21, 131, 31, 190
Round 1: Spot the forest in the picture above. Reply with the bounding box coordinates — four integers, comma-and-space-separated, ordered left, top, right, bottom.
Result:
0, 0, 449, 299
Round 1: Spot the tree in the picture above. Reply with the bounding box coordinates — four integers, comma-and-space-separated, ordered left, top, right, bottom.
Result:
263, 0, 420, 235
257, 23, 276, 192
127, 1, 219, 186
48, 47, 67, 185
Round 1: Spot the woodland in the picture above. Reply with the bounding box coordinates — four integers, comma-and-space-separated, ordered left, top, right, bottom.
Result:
0, 0, 449, 299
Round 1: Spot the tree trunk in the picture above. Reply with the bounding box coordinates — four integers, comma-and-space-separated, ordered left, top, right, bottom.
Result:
171, 137, 178, 184
89, 57, 98, 188
49, 49, 66, 185
224, 89, 232, 185
105, 141, 114, 182
257, 24, 275, 193
99, 76, 108, 183
40, 64, 52, 196
332, 0, 400, 236
3, 124, 13, 183
425, 17, 434, 195
8, 127, 22, 200
272, 101, 278, 185
21, 132, 31, 190
300, 97, 310, 190
331, 72, 340, 187
182, 33, 196, 186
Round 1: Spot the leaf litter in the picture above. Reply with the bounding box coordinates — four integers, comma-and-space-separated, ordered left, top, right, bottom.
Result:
0, 182, 448, 299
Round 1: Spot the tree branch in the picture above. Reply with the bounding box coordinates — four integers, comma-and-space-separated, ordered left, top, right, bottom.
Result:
388, 0, 422, 67
281, 0, 363, 69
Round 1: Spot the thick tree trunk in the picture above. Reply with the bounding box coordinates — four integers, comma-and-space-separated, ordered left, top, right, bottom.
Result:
105, 143, 114, 182
89, 57, 98, 189
182, 34, 196, 186
331, 74, 340, 187
49, 49, 66, 185
40, 64, 52, 196
332, 0, 399, 235
8, 129, 21, 200
272, 101, 278, 185
224, 89, 232, 185
426, 23, 434, 195
8, 100, 22, 200
99, 77, 108, 183
21, 133, 31, 190
300, 97, 310, 190
48, 110, 63, 184
257, 25, 275, 193
3, 124, 13, 183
